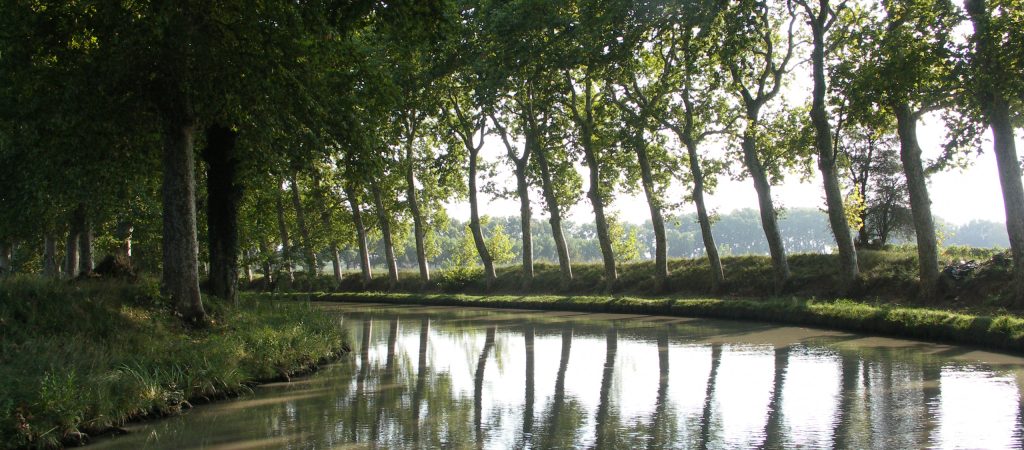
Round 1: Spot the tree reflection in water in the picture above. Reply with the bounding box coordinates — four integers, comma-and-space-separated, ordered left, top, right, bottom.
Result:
91, 305, 1024, 450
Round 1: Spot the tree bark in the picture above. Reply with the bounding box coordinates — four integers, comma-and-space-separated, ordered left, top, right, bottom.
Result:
161, 115, 206, 326
569, 78, 616, 291
42, 234, 58, 277
78, 217, 93, 275
534, 146, 573, 286
406, 141, 430, 286
202, 124, 241, 304
583, 137, 617, 292
115, 221, 133, 259
808, 14, 859, 291
468, 146, 497, 287
633, 135, 669, 293
742, 133, 791, 292
0, 241, 11, 275
345, 185, 373, 287
275, 188, 295, 282
894, 105, 940, 299
289, 175, 318, 275
966, 0, 1024, 305
257, 236, 273, 287
372, 184, 399, 289
516, 166, 534, 289
684, 140, 725, 293
492, 112, 535, 290
64, 225, 79, 278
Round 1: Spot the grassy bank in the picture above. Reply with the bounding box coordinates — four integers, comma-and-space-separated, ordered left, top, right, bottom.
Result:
0, 277, 347, 449
302, 292, 1024, 354
256, 247, 1016, 312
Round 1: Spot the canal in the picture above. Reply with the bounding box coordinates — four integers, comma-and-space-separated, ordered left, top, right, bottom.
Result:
92, 302, 1024, 449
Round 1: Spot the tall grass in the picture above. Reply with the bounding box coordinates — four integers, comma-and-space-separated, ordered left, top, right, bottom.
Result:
0, 277, 347, 449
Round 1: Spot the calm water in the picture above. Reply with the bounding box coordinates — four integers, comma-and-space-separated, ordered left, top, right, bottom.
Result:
93, 303, 1024, 449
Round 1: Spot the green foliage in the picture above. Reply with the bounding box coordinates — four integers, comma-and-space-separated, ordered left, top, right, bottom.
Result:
0, 278, 346, 449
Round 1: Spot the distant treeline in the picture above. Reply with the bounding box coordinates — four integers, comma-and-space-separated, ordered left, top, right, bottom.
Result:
356, 208, 1009, 271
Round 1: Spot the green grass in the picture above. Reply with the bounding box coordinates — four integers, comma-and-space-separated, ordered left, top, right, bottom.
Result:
0, 277, 347, 449
264, 248, 1015, 310
300, 291, 1024, 355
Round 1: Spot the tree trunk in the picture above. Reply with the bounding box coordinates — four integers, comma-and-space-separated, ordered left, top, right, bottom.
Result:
685, 140, 725, 293
289, 175, 318, 275
894, 105, 940, 299
372, 184, 399, 289
345, 185, 373, 287
329, 243, 342, 284
275, 188, 295, 282
78, 217, 93, 275
0, 241, 11, 275
202, 124, 241, 304
64, 226, 79, 278
161, 115, 206, 326
966, 0, 1024, 305
988, 97, 1024, 305
534, 147, 573, 286
468, 147, 497, 287
516, 167, 534, 290
406, 143, 430, 286
742, 133, 791, 292
583, 141, 617, 292
115, 221, 133, 259
809, 19, 859, 291
634, 136, 668, 293
42, 234, 58, 277
257, 237, 273, 287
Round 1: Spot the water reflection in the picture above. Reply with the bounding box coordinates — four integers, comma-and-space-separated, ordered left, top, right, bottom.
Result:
92, 304, 1024, 449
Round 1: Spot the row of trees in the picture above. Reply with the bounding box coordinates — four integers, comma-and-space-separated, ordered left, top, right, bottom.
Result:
1, 0, 1022, 324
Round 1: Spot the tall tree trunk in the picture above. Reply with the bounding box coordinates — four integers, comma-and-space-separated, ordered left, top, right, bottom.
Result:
257, 237, 273, 287
64, 225, 79, 278
583, 143, 617, 292
894, 105, 940, 299
685, 140, 725, 293
406, 143, 430, 286
468, 147, 497, 287
42, 234, 58, 277
345, 185, 373, 287
161, 115, 206, 326
534, 147, 573, 286
0, 241, 11, 275
202, 124, 241, 304
311, 175, 343, 285
516, 166, 534, 290
329, 243, 342, 284
275, 188, 295, 283
967, 0, 1024, 305
809, 19, 859, 291
78, 217, 93, 275
372, 184, 399, 289
633, 136, 669, 293
742, 133, 791, 292
115, 221, 133, 259
289, 175, 318, 275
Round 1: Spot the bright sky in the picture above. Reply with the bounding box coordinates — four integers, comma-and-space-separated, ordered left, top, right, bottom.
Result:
445, 116, 1020, 227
